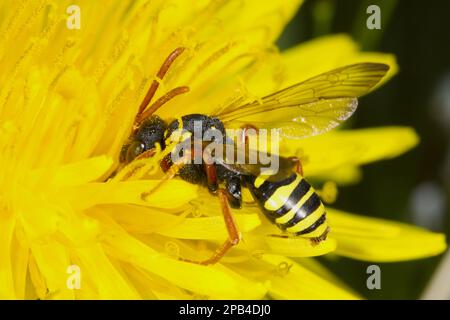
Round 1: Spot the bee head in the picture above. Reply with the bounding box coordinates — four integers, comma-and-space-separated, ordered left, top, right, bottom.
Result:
120, 115, 167, 164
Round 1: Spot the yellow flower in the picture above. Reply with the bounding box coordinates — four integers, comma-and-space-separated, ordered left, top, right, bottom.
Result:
0, 0, 446, 300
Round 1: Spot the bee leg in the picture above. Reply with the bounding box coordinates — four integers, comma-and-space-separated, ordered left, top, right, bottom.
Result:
180, 188, 241, 265
288, 156, 304, 176
202, 148, 242, 207
225, 176, 242, 209
135, 148, 157, 160
203, 152, 218, 194
310, 226, 330, 245
181, 158, 241, 265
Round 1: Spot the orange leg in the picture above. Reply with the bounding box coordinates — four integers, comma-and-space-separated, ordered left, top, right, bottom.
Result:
289, 156, 304, 176
180, 151, 240, 265
180, 189, 241, 265
239, 124, 258, 149
135, 148, 157, 160
202, 148, 218, 194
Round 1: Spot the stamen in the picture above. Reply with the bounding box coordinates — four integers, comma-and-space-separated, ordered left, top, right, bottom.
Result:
275, 261, 293, 277
140, 160, 184, 200
189, 43, 233, 83
165, 241, 181, 259
251, 250, 265, 260
115, 162, 147, 181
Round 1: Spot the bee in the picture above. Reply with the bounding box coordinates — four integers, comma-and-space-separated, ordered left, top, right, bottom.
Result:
118, 47, 389, 265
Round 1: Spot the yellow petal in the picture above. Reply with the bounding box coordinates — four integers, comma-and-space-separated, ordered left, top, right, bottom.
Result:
329, 208, 447, 261
262, 234, 337, 258
262, 254, 359, 299
0, 213, 16, 299
74, 245, 141, 299
28, 156, 113, 188
295, 257, 357, 292
246, 34, 397, 97
29, 243, 75, 299
96, 204, 188, 234
52, 156, 113, 186
129, 0, 304, 119
11, 227, 29, 299
99, 220, 268, 299
60, 180, 198, 210
97, 204, 261, 239
312, 165, 362, 186
119, 263, 190, 300
279, 34, 364, 88
158, 213, 261, 240
281, 127, 419, 177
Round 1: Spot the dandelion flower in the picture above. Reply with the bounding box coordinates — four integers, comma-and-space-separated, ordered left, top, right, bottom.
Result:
0, 0, 446, 300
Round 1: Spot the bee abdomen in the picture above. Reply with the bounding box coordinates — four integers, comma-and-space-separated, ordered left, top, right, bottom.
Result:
249, 173, 329, 239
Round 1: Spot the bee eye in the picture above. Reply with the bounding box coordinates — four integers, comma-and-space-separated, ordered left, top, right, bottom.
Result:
125, 141, 145, 163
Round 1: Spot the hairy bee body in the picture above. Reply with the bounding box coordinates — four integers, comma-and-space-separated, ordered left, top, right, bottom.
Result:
246, 173, 329, 239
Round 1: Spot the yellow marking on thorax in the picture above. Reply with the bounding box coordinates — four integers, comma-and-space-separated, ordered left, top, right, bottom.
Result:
254, 175, 268, 188
164, 117, 190, 147
286, 203, 325, 234
263, 175, 302, 211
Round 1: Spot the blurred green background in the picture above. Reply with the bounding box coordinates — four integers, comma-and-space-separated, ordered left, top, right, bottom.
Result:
277, 0, 450, 299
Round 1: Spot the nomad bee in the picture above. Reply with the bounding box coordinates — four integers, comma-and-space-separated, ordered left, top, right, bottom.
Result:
118, 47, 389, 265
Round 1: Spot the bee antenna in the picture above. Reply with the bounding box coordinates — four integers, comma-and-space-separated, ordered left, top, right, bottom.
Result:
135, 86, 189, 127
136, 47, 186, 120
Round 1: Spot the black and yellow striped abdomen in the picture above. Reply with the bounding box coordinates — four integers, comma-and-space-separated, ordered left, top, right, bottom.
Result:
247, 173, 329, 239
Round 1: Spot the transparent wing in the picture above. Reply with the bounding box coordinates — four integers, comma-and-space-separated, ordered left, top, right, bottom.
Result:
214, 63, 389, 139
212, 142, 298, 181
226, 97, 358, 139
